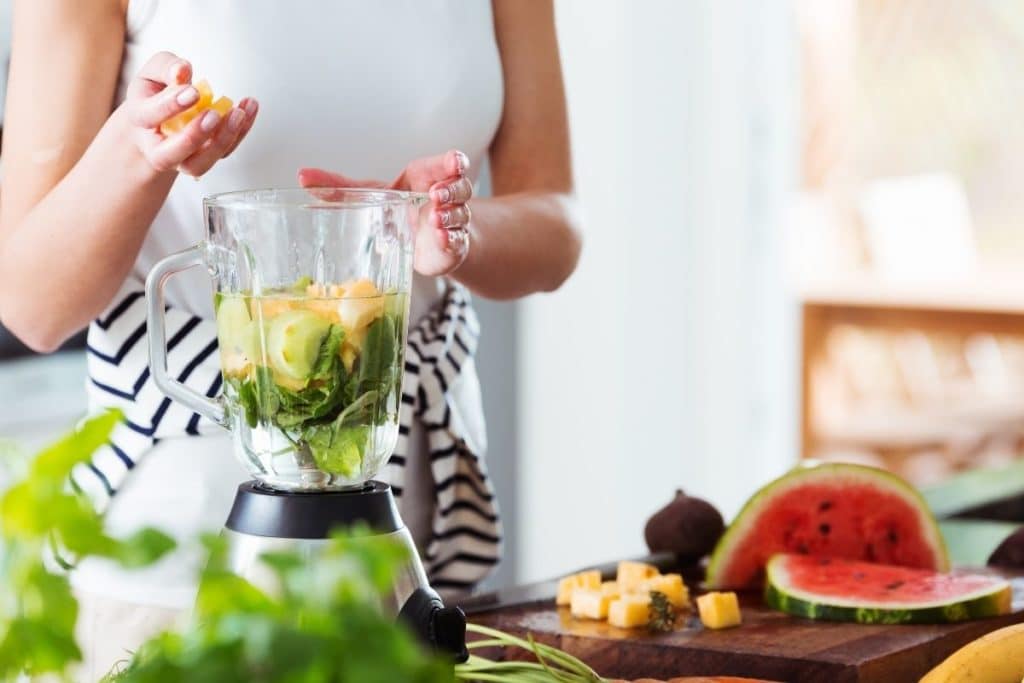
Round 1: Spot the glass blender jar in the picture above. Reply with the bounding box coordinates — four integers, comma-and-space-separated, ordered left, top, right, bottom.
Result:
144, 188, 466, 658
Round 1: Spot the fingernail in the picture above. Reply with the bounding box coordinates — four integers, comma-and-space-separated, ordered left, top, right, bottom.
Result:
200, 109, 221, 132
176, 86, 199, 106
227, 108, 245, 132
243, 99, 258, 116
456, 151, 469, 173
434, 186, 451, 204
438, 210, 451, 227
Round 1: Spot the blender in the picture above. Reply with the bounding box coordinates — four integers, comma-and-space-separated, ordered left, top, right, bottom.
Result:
144, 187, 467, 659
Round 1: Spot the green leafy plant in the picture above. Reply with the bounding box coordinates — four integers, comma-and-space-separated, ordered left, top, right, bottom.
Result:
0, 411, 174, 681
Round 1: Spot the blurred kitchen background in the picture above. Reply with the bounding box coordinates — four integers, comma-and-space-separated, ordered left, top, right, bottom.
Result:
2, 0, 1024, 587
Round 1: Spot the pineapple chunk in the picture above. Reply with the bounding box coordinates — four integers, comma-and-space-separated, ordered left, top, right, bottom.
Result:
250, 297, 295, 321
696, 592, 741, 630
637, 573, 689, 609
617, 561, 659, 592
570, 588, 613, 620
600, 580, 621, 599
555, 570, 602, 606
221, 350, 252, 380
160, 80, 234, 135
608, 594, 651, 629
337, 279, 384, 333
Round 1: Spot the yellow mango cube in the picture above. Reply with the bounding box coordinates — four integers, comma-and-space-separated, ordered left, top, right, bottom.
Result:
601, 581, 621, 599
570, 588, 613, 620
556, 570, 602, 606
637, 573, 689, 609
696, 592, 742, 630
608, 594, 651, 629
337, 279, 384, 333
617, 561, 659, 592
160, 80, 226, 135
250, 297, 295, 321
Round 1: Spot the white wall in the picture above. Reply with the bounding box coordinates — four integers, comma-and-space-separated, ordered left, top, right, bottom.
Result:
515, 0, 799, 582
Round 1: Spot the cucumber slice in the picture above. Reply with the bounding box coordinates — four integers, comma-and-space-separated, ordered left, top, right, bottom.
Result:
266, 309, 332, 381
216, 296, 252, 354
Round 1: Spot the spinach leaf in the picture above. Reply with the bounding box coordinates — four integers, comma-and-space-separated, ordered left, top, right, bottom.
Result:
309, 324, 344, 381
358, 315, 397, 394
304, 423, 369, 477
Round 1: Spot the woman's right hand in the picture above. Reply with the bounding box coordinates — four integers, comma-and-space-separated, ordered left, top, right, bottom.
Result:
121, 52, 259, 177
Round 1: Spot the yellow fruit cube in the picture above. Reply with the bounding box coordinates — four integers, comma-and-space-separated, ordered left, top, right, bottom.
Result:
617, 561, 659, 592
570, 588, 613, 620
160, 80, 221, 135
337, 279, 385, 332
556, 570, 602, 606
601, 581, 621, 599
637, 573, 689, 609
696, 592, 742, 630
608, 594, 651, 629
250, 297, 295, 321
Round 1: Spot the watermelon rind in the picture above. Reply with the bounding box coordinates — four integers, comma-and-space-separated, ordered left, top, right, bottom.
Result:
765, 554, 1012, 625
706, 463, 949, 589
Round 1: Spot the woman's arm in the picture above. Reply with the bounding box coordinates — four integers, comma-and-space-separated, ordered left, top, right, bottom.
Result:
299, 0, 581, 300
455, 0, 581, 299
0, 0, 257, 352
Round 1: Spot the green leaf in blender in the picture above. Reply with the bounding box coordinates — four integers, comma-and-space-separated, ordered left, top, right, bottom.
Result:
309, 324, 345, 381
266, 309, 333, 380
358, 314, 397, 393
289, 275, 313, 294
305, 424, 369, 477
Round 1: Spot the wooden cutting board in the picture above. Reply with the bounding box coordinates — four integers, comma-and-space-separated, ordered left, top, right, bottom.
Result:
469, 572, 1024, 683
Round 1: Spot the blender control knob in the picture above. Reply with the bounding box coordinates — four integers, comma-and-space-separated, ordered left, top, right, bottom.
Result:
432, 605, 468, 663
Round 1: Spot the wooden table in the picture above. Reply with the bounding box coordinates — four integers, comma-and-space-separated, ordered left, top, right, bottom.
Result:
468, 572, 1024, 683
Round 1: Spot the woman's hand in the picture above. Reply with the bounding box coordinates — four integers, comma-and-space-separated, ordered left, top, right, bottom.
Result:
123, 52, 259, 177
298, 149, 472, 277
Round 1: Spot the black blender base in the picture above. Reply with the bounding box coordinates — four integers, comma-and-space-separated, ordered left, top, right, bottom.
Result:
225, 479, 402, 539
222, 480, 467, 660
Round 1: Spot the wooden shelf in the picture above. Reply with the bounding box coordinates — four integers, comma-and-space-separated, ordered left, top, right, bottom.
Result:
798, 273, 1024, 314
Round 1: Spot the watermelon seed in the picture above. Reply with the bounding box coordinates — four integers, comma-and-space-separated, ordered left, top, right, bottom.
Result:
887, 529, 899, 544
853, 571, 866, 581
819, 523, 831, 535
885, 581, 905, 591
866, 544, 877, 562
818, 500, 833, 512
797, 543, 809, 554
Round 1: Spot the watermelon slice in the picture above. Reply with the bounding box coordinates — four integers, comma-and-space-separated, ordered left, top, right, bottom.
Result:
706, 463, 948, 589
765, 554, 1012, 624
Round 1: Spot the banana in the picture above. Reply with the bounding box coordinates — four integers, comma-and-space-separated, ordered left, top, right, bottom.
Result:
920, 623, 1024, 683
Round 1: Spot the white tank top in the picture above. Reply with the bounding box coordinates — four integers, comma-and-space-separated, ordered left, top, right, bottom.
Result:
117, 0, 503, 325
71, 0, 505, 603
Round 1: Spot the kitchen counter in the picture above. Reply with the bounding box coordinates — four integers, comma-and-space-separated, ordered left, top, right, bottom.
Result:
462, 560, 1024, 683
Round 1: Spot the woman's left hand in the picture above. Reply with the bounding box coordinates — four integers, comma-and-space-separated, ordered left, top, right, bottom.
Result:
298, 149, 473, 277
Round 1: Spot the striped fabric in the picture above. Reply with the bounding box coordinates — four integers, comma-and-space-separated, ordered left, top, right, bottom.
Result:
81, 278, 501, 589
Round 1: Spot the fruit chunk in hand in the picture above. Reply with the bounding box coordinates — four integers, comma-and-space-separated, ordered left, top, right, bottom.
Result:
160, 80, 233, 135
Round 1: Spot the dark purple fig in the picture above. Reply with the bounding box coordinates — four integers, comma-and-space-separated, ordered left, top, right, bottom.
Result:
988, 527, 1024, 569
644, 489, 725, 561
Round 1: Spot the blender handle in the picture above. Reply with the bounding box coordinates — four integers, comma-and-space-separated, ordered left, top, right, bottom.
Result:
145, 244, 229, 428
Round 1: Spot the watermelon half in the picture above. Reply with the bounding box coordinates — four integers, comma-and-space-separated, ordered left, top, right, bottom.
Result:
706, 463, 948, 589
765, 554, 1012, 624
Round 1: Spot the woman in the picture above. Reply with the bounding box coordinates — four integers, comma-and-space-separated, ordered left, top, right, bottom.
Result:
0, 0, 580, 677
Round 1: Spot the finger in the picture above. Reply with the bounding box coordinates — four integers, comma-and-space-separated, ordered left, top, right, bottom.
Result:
297, 167, 388, 189
128, 52, 191, 99
222, 99, 259, 157
394, 149, 469, 191
431, 204, 472, 229
440, 227, 470, 260
178, 107, 248, 177
143, 109, 222, 172
429, 176, 473, 206
131, 83, 201, 128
